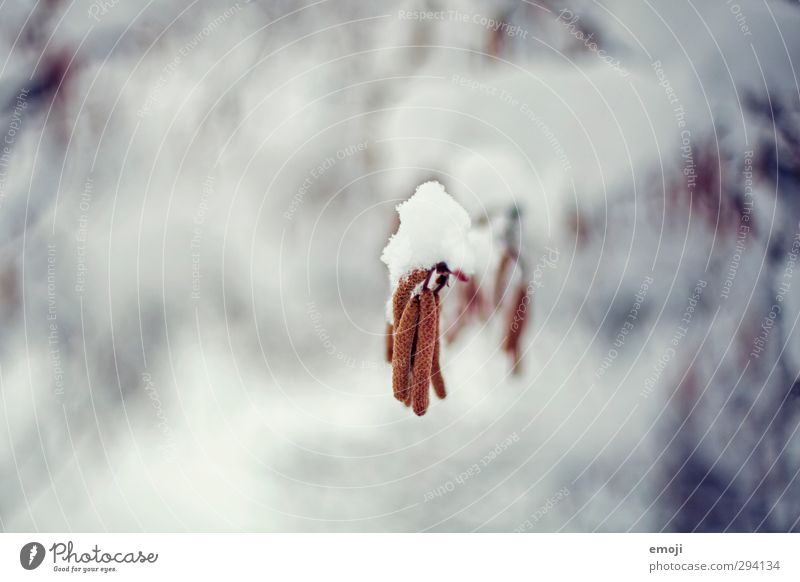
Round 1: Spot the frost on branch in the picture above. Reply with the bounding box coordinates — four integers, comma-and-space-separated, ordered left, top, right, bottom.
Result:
381, 181, 473, 416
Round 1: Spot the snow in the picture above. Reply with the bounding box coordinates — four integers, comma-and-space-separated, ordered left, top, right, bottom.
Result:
2, 0, 800, 533
381, 180, 474, 291
468, 223, 496, 280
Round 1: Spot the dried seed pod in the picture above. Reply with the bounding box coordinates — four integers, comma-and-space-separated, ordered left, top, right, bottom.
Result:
431, 295, 446, 399
494, 249, 514, 307
392, 296, 419, 402
504, 283, 530, 374
385, 323, 394, 362
392, 269, 428, 327
411, 289, 437, 415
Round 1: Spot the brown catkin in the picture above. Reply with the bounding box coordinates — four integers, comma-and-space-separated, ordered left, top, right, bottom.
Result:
392, 296, 419, 402
466, 277, 489, 320
411, 289, 437, 416
431, 295, 446, 399
385, 323, 394, 362
392, 269, 428, 327
504, 283, 530, 374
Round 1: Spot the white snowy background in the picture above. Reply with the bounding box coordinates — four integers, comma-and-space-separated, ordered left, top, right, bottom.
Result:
1, 0, 799, 532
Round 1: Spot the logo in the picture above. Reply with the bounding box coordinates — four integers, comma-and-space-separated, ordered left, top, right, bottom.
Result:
20, 542, 46, 570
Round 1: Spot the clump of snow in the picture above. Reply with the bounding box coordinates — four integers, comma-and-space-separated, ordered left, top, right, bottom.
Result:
381, 181, 474, 292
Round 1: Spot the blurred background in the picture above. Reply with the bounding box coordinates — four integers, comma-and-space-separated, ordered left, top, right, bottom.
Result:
1, 0, 799, 532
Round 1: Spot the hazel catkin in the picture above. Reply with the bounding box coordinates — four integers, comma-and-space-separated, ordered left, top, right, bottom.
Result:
385, 323, 394, 363
504, 283, 530, 375
392, 295, 419, 402
431, 295, 446, 399
411, 289, 437, 416
392, 269, 428, 328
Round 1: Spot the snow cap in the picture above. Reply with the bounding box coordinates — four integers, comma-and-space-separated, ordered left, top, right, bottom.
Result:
381, 180, 474, 288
